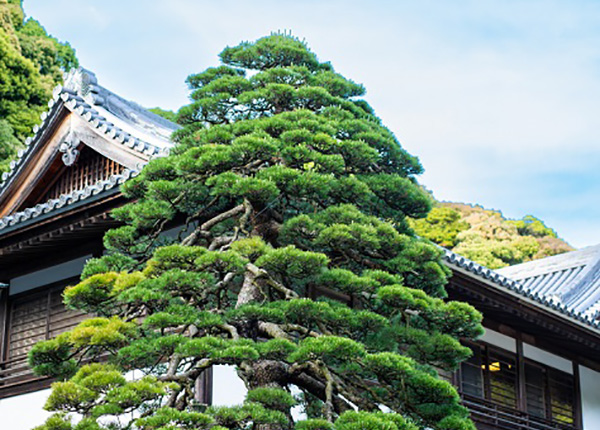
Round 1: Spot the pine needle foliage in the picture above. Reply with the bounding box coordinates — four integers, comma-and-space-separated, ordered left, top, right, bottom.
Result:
30, 34, 483, 430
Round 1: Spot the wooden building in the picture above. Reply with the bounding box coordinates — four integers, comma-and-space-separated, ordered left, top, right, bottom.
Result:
444, 249, 600, 429
0, 68, 177, 424
0, 68, 599, 429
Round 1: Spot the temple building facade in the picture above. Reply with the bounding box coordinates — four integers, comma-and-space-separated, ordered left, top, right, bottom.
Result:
0, 68, 599, 430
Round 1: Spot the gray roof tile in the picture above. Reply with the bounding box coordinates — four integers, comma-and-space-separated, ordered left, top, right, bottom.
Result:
0, 170, 138, 231
497, 245, 600, 317
0, 67, 178, 233
442, 248, 600, 331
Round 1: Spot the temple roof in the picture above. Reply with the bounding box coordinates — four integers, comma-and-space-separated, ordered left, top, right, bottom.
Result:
497, 245, 600, 318
60, 68, 179, 150
0, 68, 178, 233
443, 248, 600, 331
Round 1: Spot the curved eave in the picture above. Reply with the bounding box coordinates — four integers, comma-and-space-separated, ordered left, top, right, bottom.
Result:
0, 169, 138, 235
0, 85, 170, 203
443, 249, 600, 333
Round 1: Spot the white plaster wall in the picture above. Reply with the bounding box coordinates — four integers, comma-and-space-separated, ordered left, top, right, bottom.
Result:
0, 389, 51, 429
480, 328, 516, 352
522, 343, 573, 374
212, 365, 247, 406
580, 365, 600, 430
211, 366, 307, 420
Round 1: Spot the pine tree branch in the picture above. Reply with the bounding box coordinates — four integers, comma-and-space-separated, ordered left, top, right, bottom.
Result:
201, 203, 246, 231
258, 321, 291, 340
321, 363, 335, 422
288, 369, 355, 414
182, 203, 245, 246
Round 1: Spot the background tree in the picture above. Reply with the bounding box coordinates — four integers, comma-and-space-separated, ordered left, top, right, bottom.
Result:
148, 107, 178, 123
408, 206, 469, 249
0, 0, 77, 173
411, 202, 573, 269
30, 34, 483, 430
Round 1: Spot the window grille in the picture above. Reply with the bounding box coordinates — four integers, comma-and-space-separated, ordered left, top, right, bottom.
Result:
0, 280, 87, 391
459, 342, 577, 430
43, 146, 124, 202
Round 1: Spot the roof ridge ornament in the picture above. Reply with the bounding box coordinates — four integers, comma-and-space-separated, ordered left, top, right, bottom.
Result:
59, 131, 80, 166
63, 67, 103, 105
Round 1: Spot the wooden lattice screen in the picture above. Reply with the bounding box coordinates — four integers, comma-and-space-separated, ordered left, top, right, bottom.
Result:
0, 283, 87, 390
7, 286, 86, 361
43, 146, 124, 201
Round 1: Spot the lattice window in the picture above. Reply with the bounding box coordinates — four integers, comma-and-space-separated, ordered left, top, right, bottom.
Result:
459, 343, 577, 429
525, 362, 575, 425
43, 146, 124, 201
1, 282, 87, 389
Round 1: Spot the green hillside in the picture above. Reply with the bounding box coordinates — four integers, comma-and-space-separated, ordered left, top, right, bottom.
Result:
410, 202, 573, 269
0, 0, 77, 174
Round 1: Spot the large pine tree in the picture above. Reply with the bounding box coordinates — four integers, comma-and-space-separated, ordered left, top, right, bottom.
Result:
30, 34, 483, 430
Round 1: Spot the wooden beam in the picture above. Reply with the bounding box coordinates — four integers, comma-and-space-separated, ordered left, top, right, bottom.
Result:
71, 121, 147, 170
0, 289, 8, 364
573, 362, 582, 429
0, 111, 73, 217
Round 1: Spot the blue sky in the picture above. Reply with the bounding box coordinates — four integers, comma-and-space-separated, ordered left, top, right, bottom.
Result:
23, 0, 600, 248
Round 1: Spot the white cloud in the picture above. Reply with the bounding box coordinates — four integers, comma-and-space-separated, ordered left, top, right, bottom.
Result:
22, 0, 600, 247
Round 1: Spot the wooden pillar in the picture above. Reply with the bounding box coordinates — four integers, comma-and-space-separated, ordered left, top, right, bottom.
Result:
195, 367, 214, 405
483, 345, 491, 400
516, 336, 527, 411
573, 361, 583, 429
453, 362, 461, 389
0, 285, 8, 363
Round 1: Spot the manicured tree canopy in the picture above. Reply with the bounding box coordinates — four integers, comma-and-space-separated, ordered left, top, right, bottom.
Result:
30, 34, 483, 430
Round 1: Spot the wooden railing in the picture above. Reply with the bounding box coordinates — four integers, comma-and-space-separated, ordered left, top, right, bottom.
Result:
0, 354, 584, 429
461, 394, 578, 430
0, 355, 46, 397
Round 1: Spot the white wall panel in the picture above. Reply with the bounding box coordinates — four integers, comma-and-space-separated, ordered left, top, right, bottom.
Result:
0, 389, 51, 429
580, 365, 600, 430
523, 343, 573, 374
480, 328, 516, 352
212, 365, 247, 406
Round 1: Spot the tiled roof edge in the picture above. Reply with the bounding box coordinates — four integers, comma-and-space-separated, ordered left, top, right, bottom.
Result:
59, 89, 168, 158
442, 248, 600, 331
0, 169, 139, 232
0, 77, 171, 197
